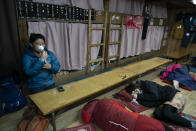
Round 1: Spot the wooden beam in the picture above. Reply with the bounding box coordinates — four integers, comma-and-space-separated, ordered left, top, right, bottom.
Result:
102, 11, 108, 70
104, 0, 110, 12
89, 58, 104, 64
108, 55, 119, 59
17, 20, 28, 54
89, 43, 104, 47
106, 14, 112, 67
117, 15, 123, 61
90, 27, 105, 30
104, 0, 110, 68
86, 10, 92, 74
108, 42, 121, 45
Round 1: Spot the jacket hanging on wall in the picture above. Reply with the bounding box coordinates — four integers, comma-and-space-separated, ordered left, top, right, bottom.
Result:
181, 13, 196, 48
190, 16, 196, 43
141, 6, 150, 40
141, 15, 149, 40
170, 21, 184, 40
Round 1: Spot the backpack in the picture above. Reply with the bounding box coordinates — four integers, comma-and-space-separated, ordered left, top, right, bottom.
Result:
18, 106, 50, 131
0, 76, 26, 115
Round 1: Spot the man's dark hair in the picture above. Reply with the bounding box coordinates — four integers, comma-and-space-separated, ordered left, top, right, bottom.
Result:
125, 82, 141, 94
29, 33, 45, 44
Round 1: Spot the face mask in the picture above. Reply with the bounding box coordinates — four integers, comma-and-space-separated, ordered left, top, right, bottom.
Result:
36, 45, 44, 52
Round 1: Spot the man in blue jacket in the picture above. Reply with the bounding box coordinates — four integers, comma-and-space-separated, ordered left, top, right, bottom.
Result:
22, 33, 60, 94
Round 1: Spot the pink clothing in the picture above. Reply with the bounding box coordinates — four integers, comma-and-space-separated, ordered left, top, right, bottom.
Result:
126, 16, 143, 29
161, 64, 182, 80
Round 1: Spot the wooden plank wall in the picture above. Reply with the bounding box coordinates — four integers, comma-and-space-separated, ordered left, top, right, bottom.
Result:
191, 44, 196, 56
164, 8, 196, 58
17, 20, 28, 54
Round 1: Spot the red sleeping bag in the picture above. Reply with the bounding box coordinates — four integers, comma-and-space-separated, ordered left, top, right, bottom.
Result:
82, 98, 165, 131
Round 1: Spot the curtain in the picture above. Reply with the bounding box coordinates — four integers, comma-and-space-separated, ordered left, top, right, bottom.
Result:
121, 27, 142, 57
109, 0, 145, 15
109, 0, 167, 18
28, 22, 103, 70
149, 2, 167, 18
0, 0, 21, 77
32, 0, 104, 10
109, 25, 164, 58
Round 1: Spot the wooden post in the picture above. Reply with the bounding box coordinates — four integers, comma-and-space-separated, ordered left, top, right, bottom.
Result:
102, 11, 108, 70
51, 112, 56, 131
117, 15, 123, 61
86, 10, 92, 74
17, 20, 28, 54
104, 0, 110, 68
106, 14, 112, 67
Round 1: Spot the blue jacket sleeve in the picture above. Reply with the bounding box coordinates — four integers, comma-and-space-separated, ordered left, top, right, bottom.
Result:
22, 55, 45, 76
49, 52, 60, 73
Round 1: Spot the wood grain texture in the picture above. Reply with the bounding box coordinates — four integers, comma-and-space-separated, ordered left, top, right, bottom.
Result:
29, 57, 172, 115
164, 38, 190, 59
18, 20, 28, 54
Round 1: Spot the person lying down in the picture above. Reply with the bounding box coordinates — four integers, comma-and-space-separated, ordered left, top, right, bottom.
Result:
82, 98, 173, 131
125, 80, 196, 130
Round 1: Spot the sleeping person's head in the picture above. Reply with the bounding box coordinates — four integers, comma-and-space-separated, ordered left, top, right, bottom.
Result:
125, 81, 141, 94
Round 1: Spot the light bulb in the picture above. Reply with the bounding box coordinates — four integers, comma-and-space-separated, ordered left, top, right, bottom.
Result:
192, 0, 196, 5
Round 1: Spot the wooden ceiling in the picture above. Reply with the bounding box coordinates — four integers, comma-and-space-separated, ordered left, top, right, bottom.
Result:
147, 0, 196, 9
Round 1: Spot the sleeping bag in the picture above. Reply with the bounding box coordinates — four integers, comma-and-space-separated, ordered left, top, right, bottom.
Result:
82, 98, 167, 131
161, 64, 196, 90
135, 80, 179, 107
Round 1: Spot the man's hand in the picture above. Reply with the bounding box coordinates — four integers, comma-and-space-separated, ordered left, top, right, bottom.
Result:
41, 51, 48, 61
43, 62, 51, 69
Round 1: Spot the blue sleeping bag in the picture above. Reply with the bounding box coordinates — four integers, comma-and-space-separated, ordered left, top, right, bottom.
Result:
161, 64, 196, 90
